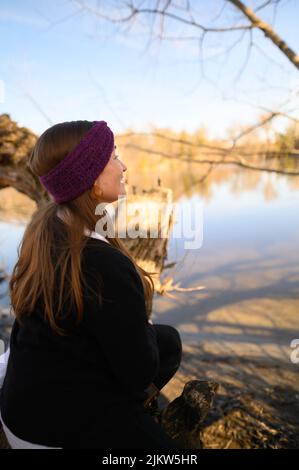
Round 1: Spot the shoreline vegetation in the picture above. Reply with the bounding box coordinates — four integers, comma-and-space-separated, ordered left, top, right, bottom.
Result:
1, 113, 299, 208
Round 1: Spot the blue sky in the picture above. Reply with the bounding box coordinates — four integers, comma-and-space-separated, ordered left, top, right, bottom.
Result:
0, 0, 298, 139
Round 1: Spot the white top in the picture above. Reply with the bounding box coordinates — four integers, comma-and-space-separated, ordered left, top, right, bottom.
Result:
83, 228, 110, 244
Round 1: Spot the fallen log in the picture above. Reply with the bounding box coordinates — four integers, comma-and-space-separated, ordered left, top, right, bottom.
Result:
148, 380, 219, 449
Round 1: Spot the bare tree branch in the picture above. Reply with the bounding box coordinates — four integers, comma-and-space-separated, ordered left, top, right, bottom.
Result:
71, 0, 299, 70
230, 111, 280, 146
228, 0, 299, 69
122, 142, 299, 176
72, 0, 252, 32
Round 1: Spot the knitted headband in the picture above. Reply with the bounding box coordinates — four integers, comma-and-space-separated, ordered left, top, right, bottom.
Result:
38, 120, 115, 204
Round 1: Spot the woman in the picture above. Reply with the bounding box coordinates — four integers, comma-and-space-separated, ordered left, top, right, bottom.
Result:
0, 120, 182, 449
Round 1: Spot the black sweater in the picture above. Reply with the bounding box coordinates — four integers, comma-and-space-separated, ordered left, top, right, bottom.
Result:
0, 237, 160, 448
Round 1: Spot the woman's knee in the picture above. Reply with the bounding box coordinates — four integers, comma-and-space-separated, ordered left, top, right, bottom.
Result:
155, 324, 183, 358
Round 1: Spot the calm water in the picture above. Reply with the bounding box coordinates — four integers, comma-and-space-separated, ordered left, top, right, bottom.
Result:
1, 171, 299, 364
154, 172, 299, 364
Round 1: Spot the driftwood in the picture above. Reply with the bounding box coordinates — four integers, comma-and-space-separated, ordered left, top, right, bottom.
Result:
149, 380, 219, 449
117, 186, 174, 292
0, 114, 48, 204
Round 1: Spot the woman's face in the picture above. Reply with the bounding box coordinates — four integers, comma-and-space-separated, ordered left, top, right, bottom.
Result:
91, 145, 127, 203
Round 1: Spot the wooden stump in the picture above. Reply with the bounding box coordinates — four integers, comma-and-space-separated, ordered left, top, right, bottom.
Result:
148, 380, 219, 449
118, 186, 174, 291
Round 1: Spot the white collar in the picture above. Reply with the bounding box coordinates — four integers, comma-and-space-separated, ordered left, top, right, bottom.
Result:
56, 209, 110, 245
83, 228, 110, 244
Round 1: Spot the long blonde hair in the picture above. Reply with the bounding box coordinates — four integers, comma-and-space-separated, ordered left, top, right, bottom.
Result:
9, 120, 155, 335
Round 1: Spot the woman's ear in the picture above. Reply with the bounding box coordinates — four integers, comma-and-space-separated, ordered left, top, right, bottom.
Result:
90, 178, 103, 200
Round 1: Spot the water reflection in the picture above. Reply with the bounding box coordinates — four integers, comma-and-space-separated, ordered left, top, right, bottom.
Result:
153, 172, 299, 365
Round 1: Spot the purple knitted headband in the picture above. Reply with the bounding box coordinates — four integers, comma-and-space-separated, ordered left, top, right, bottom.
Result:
38, 120, 114, 203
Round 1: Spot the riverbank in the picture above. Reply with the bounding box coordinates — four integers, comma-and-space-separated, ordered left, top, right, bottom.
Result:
159, 342, 299, 449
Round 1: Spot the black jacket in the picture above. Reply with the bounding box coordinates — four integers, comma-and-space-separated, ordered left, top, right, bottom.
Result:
0, 237, 160, 447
